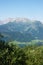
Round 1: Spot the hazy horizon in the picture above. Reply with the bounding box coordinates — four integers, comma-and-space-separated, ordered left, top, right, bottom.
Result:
0, 0, 43, 22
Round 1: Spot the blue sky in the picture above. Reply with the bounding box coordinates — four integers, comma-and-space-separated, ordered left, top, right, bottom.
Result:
0, 0, 43, 22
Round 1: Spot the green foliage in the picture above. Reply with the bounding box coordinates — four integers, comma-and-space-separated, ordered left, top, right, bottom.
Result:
0, 40, 43, 65
0, 41, 27, 65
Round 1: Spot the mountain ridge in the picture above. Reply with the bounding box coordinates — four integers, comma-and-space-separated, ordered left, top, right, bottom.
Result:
0, 18, 43, 42
0, 18, 43, 25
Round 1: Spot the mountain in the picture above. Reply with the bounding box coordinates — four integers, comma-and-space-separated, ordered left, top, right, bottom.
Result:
0, 18, 43, 42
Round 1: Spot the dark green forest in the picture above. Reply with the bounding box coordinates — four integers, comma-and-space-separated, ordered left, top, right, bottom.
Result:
0, 39, 43, 65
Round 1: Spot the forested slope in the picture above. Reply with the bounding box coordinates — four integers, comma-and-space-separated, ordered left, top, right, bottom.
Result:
0, 40, 43, 65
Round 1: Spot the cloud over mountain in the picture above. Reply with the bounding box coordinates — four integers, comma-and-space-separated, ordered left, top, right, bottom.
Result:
0, 17, 42, 25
